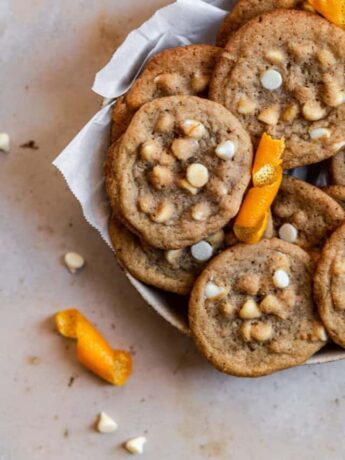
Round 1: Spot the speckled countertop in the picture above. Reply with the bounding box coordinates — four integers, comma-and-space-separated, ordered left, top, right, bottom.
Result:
1, 1, 345, 459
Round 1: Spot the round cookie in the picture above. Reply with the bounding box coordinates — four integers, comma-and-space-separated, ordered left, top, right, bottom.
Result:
330, 150, 345, 185
323, 185, 345, 208
189, 238, 326, 377
314, 222, 345, 347
272, 176, 345, 257
111, 45, 221, 142
210, 10, 345, 169
113, 96, 253, 250
216, 0, 308, 47
109, 217, 226, 295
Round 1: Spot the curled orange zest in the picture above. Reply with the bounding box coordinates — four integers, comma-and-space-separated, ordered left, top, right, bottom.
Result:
55, 309, 132, 386
308, 0, 345, 27
234, 134, 284, 244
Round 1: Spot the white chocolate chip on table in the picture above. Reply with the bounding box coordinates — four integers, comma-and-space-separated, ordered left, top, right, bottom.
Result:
0, 133, 10, 152
124, 436, 147, 455
64, 252, 85, 273
97, 412, 118, 434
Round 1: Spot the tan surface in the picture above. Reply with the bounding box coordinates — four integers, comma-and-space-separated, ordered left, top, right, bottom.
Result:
2, 1, 345, 459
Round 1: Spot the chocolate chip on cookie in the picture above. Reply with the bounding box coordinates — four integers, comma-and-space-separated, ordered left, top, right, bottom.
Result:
189, 238, 326, 377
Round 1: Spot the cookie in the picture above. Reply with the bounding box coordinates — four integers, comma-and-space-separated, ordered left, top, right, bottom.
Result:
109, 216, 226, 295
189, 238, 326, 377
111, 45, 221, 141
210, 10, 345, 169
216, 0, 307, 47
272, 176, 345, 257
330, 150, 345, 185
112, 96, 253, 250
314, 222, 345, 347
323, 185, 345, 208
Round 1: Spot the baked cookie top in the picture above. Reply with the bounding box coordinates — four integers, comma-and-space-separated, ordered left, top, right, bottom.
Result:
330, 150, 345, 186
216, 0, 305, 47
272, 176, 345, 257
109, 217, 226, 295
189, 238, 326, 377
314, 222, 345, 347
111, 45, 221, 141
210, 10, 345, 169
113, 96, 253, 250
323, 185, 345, 208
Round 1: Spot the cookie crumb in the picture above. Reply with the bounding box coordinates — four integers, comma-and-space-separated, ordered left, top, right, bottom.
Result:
20, 140, 39, 150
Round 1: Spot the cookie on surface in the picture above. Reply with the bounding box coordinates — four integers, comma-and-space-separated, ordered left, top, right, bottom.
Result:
109, 217, 226, 295
216, 0, 305, 47
210, 10, 345, 169
314, 222, 345, 347
189, 238, 326, 377
272, 176, 345, 257
113, 96, 253, 250
330, 150, 345, 186
111, 45, 221, 141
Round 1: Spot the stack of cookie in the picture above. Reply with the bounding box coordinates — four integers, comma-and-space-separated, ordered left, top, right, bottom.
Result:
105, 6, 345, 376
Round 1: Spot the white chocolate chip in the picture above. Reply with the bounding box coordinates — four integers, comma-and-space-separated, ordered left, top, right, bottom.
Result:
215, 140, 236, 160
204, 281, 226, 299
313, 324, 328, 342
97, 412, 118, 434
149, 165, 174, 189
64, 252, 85, 273
178, 178, 199, 195
260, 295, 288, 320
251, 322, 273, 342
191, 202, 211, 222
240, 321, 252, 341
302, 101, 326, 121
155, 114, 174, 133
260, 69, 283, 91
273, 269, 290, 289
309, 127, 331, 140
282, 104, 299, 122
171, 138, 198, 161
278, 223, 298, 243
140, 141, 161, 162
237, 97, 257, 115
0, 133, 10, 152
165, 249, 183, 266
125, 436, 147, 455
258, 105, 280, 125
191, 73, 210, 92
265, 49, 285, 64
239, 299, 261, 319
137, 195, 155, 213
191, 241, 213, 262
180, 119, 206, 139
186, 163, 209, 188
151, 202, 174, 223
154, 73, 181, 92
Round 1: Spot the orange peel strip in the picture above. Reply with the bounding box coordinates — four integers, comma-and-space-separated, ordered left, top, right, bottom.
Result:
252, 133, 285, 187
309, 0, 345, 27
55, 309, 132, 386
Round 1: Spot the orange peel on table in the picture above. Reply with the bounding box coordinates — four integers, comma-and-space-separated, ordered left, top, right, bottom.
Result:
308, 0, 345, 28
55, 309, 132, 386
234, 133, 285, 244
